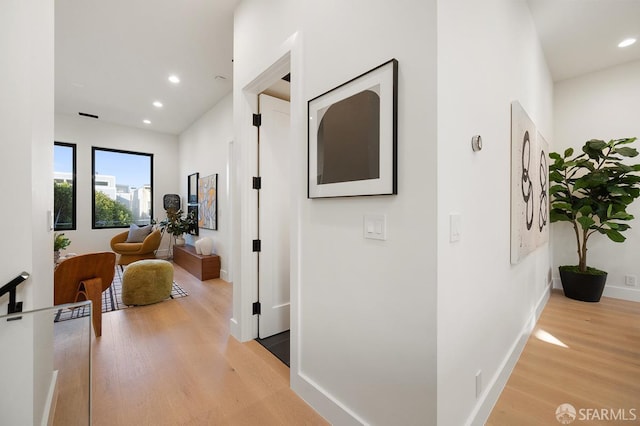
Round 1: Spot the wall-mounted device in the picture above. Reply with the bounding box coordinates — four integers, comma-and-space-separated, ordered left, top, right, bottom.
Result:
471, 135, 483, 152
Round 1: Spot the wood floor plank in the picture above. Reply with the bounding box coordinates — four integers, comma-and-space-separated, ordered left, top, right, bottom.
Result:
53, 262, 327, 426
488, 290, 640, 425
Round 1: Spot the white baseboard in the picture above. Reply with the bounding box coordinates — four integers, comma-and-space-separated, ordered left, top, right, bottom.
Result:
220, 269, 229, 282
466, 283, 551, 426
291, 372, 367, 426
43, 370, 58, 426
603, 285, 640, 302
553, 278, 640, 302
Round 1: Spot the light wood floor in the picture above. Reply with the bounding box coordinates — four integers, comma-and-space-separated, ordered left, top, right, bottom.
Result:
53, 263, 327, 426
488, 290, 640, 425
53, 275, 640, 425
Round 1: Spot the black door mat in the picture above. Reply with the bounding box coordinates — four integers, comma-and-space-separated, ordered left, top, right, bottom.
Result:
256, 330, 290, 367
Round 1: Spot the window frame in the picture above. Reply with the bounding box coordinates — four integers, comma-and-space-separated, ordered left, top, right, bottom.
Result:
54, 141, 77, 231
91, 147, 154, 229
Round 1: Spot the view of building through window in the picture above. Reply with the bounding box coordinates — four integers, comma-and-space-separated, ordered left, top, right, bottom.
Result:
54, 142, 76, 230
92, 147, 153, 228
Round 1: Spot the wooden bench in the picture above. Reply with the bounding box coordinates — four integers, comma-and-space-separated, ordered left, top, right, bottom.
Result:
172, 244, 220, 280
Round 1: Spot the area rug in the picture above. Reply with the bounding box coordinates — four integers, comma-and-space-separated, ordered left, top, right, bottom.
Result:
54, 266, 188, 322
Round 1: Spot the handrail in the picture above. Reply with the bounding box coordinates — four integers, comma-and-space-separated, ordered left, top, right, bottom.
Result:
0, 271, 30, 316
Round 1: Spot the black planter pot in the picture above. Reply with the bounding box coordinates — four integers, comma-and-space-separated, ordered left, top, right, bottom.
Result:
559, 267, 608, 302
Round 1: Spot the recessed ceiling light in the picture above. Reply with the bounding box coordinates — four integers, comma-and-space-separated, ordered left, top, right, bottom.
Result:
618, 38, 637, 48
153, 101, 163, 108
143, 119, 151, 124
168, 75, 180, 84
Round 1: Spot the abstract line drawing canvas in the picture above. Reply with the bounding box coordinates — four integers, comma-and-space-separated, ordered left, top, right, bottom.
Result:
511, 101, 542, 264
198, 173, 218, 230
536, 131, 550, 247
308, 59, 398, 198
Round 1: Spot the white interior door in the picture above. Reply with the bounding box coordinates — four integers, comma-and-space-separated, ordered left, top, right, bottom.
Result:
258, 93, 290, 338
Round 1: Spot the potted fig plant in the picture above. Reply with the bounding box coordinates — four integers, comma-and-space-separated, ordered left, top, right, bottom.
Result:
549, 137, 640, 302
159, 209, 197, 246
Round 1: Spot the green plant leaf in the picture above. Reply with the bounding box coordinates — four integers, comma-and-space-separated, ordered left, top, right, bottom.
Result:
549, 171, 565, 183
615, 137, 637, 145
575, 173, 607, 189
584, 139, 607, 156
576, 216, 595, 230
613, 163, 633, 173
605, 228, 626, 242
573, 159, 594, 171
626, 188, 640, 198
552, 202, 573, 211
550, 210, 572, 222
614, 147, 638, 157
616, 223, 631, 231
610, 211, 633, 220
607, 186, 628, 196
549, 187, 569, 198
563, 147, 574, 157
578, 205, 593, 216
549, 152, 562, 160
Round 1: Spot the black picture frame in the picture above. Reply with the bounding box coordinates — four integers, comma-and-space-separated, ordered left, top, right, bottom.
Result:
307, 59, 398, 198
187, 172, 199, 205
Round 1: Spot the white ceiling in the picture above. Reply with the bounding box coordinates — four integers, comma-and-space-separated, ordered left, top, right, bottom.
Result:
55, 1, 640, 136
527, 0, 640, 82
55, 0, 239, 135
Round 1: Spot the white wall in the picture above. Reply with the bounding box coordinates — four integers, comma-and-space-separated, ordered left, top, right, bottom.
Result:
178, 93, 233, 280
0, 0, 55, 423
234, 1, 438, 424
437, 1, 553, 425
54, 114, 179, 255
554, 59, 640, 302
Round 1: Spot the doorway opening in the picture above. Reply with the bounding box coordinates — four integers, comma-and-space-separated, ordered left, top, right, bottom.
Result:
253, 72, 292, 366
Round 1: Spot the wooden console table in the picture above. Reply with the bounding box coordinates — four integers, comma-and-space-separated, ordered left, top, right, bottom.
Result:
172, 244, 220, 280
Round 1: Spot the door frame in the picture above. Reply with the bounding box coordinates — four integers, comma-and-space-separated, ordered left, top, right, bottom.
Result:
231, 32, 303, 376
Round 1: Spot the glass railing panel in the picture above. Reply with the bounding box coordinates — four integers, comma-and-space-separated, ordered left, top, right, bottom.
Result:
0, 301, 92, 426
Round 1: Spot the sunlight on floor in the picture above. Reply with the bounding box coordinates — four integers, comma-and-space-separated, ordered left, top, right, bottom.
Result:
534, 328, 569, 348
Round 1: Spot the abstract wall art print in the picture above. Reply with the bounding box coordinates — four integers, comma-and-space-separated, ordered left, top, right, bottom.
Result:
536, 131, 550, 247
307, 59, 398, 198
510, 101, 550, 264
198, 173, 218, 230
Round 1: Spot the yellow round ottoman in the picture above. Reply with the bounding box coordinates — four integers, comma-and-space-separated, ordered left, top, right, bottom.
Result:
122, 259, 173, 305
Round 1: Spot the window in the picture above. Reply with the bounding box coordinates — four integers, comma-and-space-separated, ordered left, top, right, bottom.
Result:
54, 142, 77, 231
92, 147, 153, 229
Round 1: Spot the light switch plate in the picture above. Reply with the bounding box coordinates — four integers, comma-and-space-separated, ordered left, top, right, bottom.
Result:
364, 214, 387, 240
